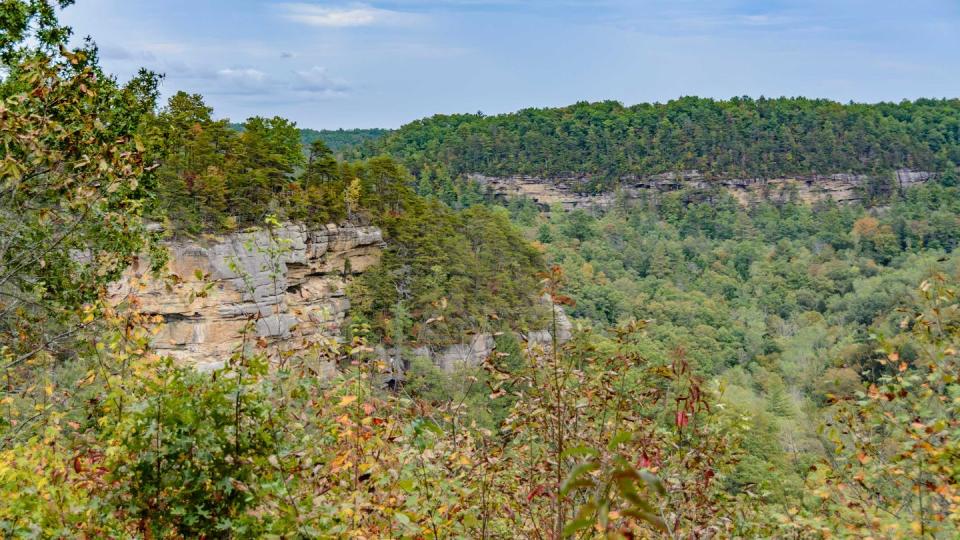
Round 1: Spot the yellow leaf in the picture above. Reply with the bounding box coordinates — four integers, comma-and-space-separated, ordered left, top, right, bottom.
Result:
338, 395, 358, 407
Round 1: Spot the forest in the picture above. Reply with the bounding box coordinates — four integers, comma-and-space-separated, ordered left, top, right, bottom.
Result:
227, 124, 391, 154
300, 128, 392, 153
2, 1, 960, 538
370, 97, 960, 192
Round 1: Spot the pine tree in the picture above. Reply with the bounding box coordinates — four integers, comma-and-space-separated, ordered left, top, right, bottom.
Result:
766, 383, 794, 417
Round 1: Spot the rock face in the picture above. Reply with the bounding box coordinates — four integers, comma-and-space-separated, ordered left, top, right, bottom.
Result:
470, 169, 935, 210
111, 222, 573, 375
410, 302, 573, 371
110, 223, 384, 372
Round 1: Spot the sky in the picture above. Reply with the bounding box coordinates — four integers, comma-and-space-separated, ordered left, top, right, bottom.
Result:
60, 0, 960, 129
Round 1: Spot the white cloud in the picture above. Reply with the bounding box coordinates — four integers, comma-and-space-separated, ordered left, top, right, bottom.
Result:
217, 67, 267, 82
293, 66, 350, 96
279, 3, 419, 27
209, 68, 272, 95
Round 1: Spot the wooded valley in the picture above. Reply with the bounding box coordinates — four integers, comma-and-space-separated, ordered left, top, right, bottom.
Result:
2, 2, 960, 538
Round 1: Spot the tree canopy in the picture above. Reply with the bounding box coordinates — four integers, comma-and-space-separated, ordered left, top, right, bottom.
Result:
372, 97, 960, 189
4, 3, 960, 537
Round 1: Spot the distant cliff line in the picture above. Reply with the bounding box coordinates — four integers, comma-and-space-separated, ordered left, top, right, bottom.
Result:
470, 169, 937, 210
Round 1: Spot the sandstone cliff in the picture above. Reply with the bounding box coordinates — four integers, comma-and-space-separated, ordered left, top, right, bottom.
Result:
470, 169, 935, 210
111, 223, 383, 372
111, 222, 572, 374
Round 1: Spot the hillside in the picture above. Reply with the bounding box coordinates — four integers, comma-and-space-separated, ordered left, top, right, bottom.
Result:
374, 97, 960, 191
299, 127, 391, 153
4, 3, 960, 538
228, 123, 391, 154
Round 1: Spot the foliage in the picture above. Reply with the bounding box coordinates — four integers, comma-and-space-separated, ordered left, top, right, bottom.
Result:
145, 93, 306, 232
228, 124, 391, 154
519, 183, 960, 507
1, 281, 747, 538
0, 0, 74, 60
349, 201, 548, 347
372, 97, 960, 190
5, 4, 960, 537
104, 355, 279, 537
299, 127, 392, 154
0, 7, 161, 468
789, 273, 960, 537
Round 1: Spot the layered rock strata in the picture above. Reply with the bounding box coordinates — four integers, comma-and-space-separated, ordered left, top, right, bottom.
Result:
470, 170, 935, 210
110, 223, 383, 372
111, 223, 573, 374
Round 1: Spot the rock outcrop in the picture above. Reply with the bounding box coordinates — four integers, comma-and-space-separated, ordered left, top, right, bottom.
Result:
410, 301, 573, 371
470, 169, 935, 210
110, 223, 384, 372
111, 222, 573, 375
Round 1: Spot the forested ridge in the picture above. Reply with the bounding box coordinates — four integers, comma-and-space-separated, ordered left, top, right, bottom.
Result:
3, 2, 960, 538
227, 123, 390, 154
373, 97, 960, 189
300, 127, 391, 153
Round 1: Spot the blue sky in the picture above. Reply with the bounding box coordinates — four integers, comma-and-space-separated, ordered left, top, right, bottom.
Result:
61, 0, 959, 129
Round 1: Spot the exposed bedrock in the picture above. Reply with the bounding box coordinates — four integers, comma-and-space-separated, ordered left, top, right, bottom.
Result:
110, 222, 572, 374
470, 169, 935, 210
110, 223, 384, 372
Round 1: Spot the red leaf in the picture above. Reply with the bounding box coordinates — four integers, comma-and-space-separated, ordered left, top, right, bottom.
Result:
675, 410, 689, 429
704, 468, 715, 485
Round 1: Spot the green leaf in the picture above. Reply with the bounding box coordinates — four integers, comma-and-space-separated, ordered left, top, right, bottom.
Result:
622, 507, 668, 532
563, 501, 597, 535
561, 461, 599, 495
607, 431, 632, 451
639, 470, 666, 496
561, 444, 600, 459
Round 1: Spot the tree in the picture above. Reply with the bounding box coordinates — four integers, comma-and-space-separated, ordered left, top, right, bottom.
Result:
229, 116, 304, 225
852, 216, 900, 263
147, 92, 235, 231
290, 139, 347, 224
0, 0, 74, 61
796, 274, 960, 537
0, 22, 157, 378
